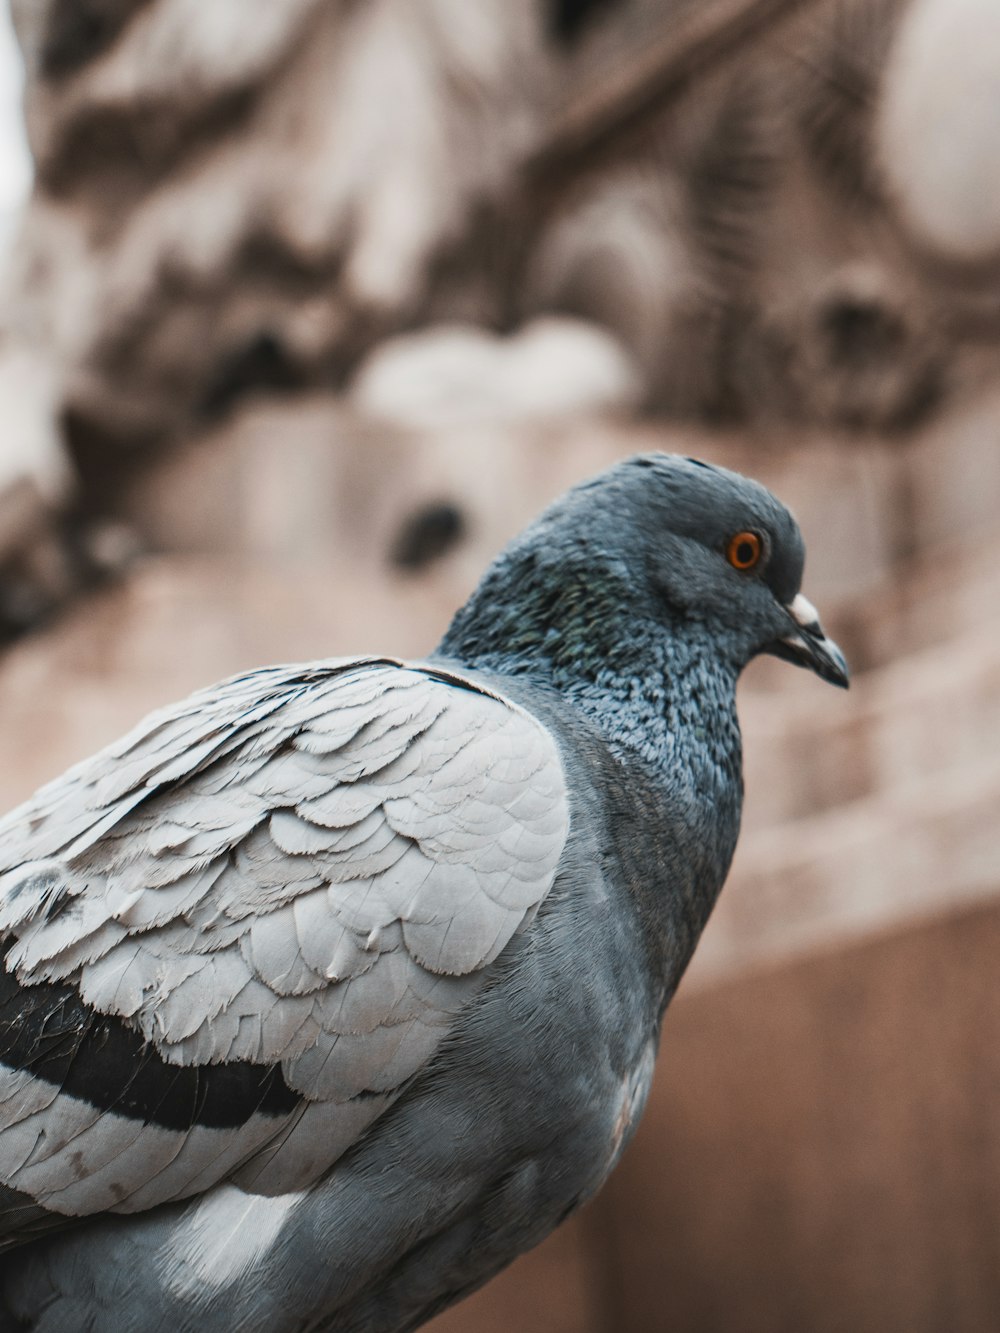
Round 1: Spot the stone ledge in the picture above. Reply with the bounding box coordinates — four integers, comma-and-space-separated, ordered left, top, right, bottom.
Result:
694, 748, 1000, 987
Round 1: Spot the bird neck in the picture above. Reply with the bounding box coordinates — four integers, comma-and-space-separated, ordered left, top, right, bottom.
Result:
438, 557, 746, 1016
437, 553, 745, 830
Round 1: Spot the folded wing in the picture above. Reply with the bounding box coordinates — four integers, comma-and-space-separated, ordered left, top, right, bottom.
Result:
0, 657, 569, 1230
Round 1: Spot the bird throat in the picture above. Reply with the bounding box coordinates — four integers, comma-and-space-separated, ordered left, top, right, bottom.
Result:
438, 555, 745, 822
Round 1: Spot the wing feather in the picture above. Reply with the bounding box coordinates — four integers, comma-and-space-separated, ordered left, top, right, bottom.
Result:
0, 656, 569, 1223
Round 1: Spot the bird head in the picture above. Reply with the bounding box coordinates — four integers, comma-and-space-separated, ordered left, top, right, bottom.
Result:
440, 453, 848, 690
601, 454, 850, 688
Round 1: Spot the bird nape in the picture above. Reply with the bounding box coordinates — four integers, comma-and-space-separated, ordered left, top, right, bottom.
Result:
0, 454, 847, 1332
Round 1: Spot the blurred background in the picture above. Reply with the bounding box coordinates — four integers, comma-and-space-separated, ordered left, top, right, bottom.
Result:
0, 0, 997, 1328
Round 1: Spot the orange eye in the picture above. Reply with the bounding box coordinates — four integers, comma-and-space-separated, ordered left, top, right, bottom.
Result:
726, 531, 763, 571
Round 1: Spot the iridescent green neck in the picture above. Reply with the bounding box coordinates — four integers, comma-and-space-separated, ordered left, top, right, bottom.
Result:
440, 556, 638, 682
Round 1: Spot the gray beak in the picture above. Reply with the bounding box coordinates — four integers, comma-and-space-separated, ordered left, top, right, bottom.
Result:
772, 593, 850, 689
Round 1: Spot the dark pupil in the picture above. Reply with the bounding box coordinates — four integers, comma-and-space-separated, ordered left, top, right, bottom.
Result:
736, 540, 755, 565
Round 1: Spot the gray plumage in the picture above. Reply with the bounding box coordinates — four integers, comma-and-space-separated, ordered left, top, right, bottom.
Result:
0, 454, 847, 1331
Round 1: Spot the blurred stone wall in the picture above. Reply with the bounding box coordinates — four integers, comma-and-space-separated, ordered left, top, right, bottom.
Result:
0, 0, 998, 1329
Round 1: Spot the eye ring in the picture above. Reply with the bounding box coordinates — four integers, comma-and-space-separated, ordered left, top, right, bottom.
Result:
726, 531, 764, 571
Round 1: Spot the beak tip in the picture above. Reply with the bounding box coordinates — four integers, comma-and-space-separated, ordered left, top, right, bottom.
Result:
777, 597, 850, 690
821, 642, 851, 691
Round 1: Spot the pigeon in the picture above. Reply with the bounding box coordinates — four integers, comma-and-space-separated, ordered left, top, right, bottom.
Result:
0, 453, 847, 1332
